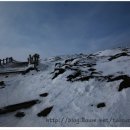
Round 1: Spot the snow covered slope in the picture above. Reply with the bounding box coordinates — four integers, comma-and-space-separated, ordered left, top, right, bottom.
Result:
0, 48, 130, 127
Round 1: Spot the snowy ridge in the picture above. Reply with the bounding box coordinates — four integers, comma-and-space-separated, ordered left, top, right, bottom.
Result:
0, 48, 130, 127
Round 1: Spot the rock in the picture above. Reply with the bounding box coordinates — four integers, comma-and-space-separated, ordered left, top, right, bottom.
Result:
0, 81, 5, 86
105, 74, 130, 91
91, 71, 101, 75
39, 93, 48, 97
0, 99, 40, 115
37, 106, 53, 117
65, 58, 74, 64
22, 67, 35, 75
86, 63, 96, 67
5, 75, 8, 78
88, 68, 96, 71
118, 78, 130, 91
15, 111, 25, 118
67, 70, 81, 81
108, 52, 129, 61
52, 68, 65, 79
107, 75, 128, 82
97, 103, 106, 108
77, 76, 93, 81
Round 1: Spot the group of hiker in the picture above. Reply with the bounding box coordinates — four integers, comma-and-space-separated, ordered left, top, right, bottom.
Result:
0, 57, 13, 65
27, 53, 40, 68
0, 54, 40, 68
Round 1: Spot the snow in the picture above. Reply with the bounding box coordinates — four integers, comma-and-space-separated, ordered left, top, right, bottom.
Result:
0, 48, 130, 127
95, 48, 122, 57
96, 56, 130, 76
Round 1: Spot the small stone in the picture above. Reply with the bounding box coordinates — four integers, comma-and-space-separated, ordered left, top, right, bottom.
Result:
97, 103, 106, 108
15, 112, 25, 118
37, 106, 53, 117
5, 75, 8, 78
0, 81, 5, 86
39, 93, 48, 97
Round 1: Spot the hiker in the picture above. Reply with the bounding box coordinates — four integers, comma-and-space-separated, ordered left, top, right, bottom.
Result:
6, 58, 9, 64
2, 59, 5, 65
27, 54, 40, 71
9, 57, 13, 63
33, 53, 40, 66
10, 57, 13, 62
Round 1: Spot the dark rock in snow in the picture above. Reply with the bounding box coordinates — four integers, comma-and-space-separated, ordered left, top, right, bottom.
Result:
77, 76, 94, 81
67, 70, 81, 81
91, 71, 101, 75
65, 58, 74, 64
39, 93, 48, 97
52, 68, 65, 79
5, 75, 8, 78
108, 52, 129, 61
22, 67, 35, 75
86, 63, 96, 67
97, 103, 106, 108
15, 111, 25, 118
88, 68, 96, 71
105, 74, 130, 91
118, 77, 130, 91
0, 99, 40, 115
37, 106, 53, 117
107, 75, 128, 82
0, 81, 5, 86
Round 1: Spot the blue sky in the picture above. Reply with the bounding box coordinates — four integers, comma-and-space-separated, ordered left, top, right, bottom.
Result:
0, 2, 130, 60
